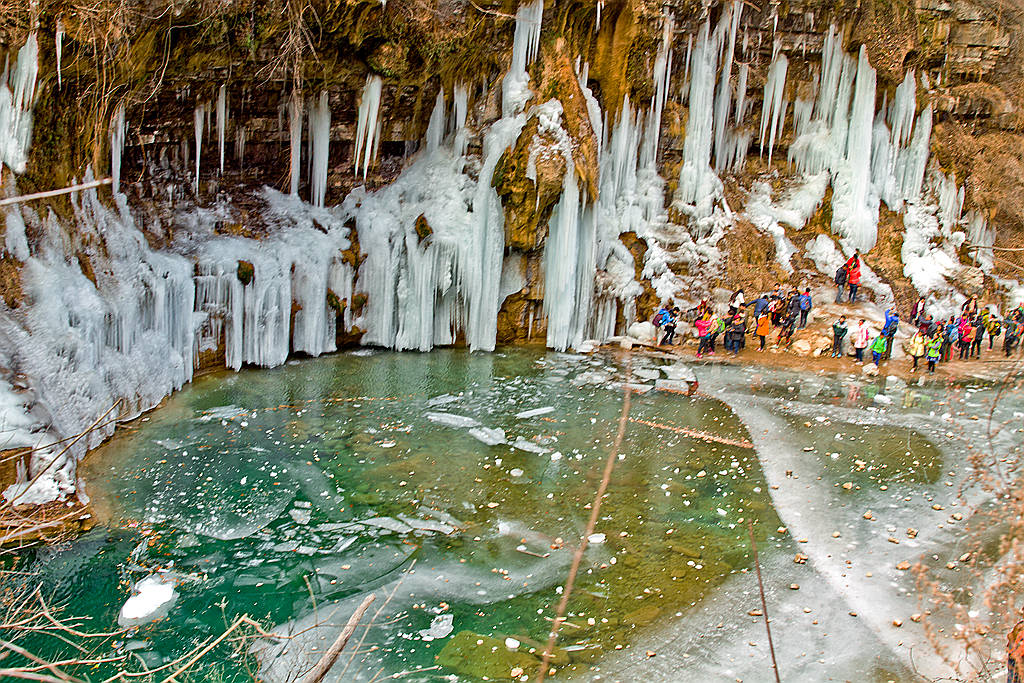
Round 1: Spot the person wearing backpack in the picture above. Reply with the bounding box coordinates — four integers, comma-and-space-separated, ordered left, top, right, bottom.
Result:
724, 315, 746, 356
881, 308, 899, 360
941, 317, 958, 362
831, 315, 849, 357
653, 304, 670, 330
660, 307, 680, 345
971, 314, 984, 358
834, 264, 848, 304
987, 315, 1002, 350
958, 318, 974, 360
798, 288, 813, 328
925, 333, 942, 373
1005, 321, 1021, 358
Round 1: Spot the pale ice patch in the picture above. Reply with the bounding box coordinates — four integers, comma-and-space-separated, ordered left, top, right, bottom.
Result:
425, 412, 480, 429
118, 573, 178, 627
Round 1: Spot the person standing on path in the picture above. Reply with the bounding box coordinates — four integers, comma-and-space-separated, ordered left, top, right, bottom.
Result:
908, 329, 925, 372
834, 263, 848, 304
925, 333, 942, 373
910, 296, 926, 327
831, 315, 849, 357
853, 319, 871, 363
882, 308, 899, 361
798, 288, 813, 328
870, 333, 887, 365
846, 253, 862, 303
756, 311, 771, 352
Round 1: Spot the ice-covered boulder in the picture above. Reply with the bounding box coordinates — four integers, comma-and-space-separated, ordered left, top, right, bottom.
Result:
627, 321, 657, 345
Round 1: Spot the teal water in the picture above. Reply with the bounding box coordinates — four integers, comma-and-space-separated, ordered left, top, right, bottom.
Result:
6, 349, 990, 681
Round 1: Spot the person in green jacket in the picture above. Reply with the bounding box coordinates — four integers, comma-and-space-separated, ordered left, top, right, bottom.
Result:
870, 334, 887, 365
925, 334, 942, 373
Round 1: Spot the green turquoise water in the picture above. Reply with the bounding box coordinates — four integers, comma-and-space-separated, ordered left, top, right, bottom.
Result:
6, 348, 971, 681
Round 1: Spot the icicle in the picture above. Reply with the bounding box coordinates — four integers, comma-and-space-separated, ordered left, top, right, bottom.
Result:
758, 48, 788, 164
712, 0, 741, 171
217, 84, 227, 175
55, 20, 64, 88
900, 105, 931, 203
353, 75, 383, 182
735, 63, 748, 124
502, 0, 544, 115
596, 0, 603, 31
453, 83, 469, 158
110, 104, 125, 194
642, 11, 674, 168
235, 126, 246, 171
288, 91, 302, 195
193, 102, 204, 194
0, 32, 39, 175
310, 91, 331, 208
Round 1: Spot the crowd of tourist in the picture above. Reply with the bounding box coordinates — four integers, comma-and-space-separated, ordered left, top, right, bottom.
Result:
650, 251, 1024, 372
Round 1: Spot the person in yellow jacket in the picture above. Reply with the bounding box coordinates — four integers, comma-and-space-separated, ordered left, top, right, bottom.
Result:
907, 330, 926, 372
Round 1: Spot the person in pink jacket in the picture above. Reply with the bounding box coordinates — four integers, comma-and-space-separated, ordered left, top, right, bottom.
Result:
695, 315, 713, 358
852, 318, 871, 362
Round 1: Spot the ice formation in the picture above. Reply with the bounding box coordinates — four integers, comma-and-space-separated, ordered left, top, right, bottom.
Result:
193, 102, 204, 193
110, 104, 126, 194
0, 33, 39, 174
309, 91, 331, 208
288, 92, 303, 195
353, 75, 383, 181
217, 84, 227, 175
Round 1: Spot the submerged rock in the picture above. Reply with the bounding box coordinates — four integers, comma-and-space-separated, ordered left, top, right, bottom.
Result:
437, 631, 569, 680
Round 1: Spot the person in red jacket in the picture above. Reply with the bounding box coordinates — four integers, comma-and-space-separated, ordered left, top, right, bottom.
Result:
845, 252, 862, 303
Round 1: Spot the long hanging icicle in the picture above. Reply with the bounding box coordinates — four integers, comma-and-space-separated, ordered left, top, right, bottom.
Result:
193, 102, 204, 194
501, 0, 543, 116
641, 11, 674, 168
55, 20, 64, 88
310, 91, 331, 208
288, 91, 303, 195
110, 104, 125, 194
353, 75, 383, 182
712, 0, 741, 171
759, 48, 788, 164
235, 126, 247, 172
216, 84, 227, 174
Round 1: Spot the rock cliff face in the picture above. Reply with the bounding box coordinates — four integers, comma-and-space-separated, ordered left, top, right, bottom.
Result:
0, 0, 1022, 501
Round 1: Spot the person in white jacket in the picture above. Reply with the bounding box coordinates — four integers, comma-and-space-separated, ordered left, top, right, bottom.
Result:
852, 319, 872, 363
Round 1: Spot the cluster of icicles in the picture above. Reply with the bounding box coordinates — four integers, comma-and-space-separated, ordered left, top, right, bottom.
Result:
0, 2, 999, 503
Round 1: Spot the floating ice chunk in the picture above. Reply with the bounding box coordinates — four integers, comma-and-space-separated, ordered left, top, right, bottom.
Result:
512, 437, 550, 455
510, 468, 524, 477
361, 517, 414, 534
118, 574, 178, 627
419, 613, 454, 641
328, 536, 357, 553
655, 379, 693, 394
418, 506, 464, 528
468, 427, 506, 445
588, 533, 606, 544
617, 383, 653, 394
197, 405, 247, 422
515, 406, 555, 419
576, 340, 600, 353
426, 412, 480, 429
288, 508, 312, 525
427, 394, 460, 407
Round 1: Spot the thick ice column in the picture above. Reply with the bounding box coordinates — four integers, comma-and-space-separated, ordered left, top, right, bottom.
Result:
288, 92, 303, 195
502, 0, 544, 116
425, 90, 446, 155
0, 33, 39, 174
675, 21, 723, 221
830, 47, 878, 252
353, 75, 383, 181
110, 104, 125, 194
643, 11, 674, 168
310, 91, 331, 208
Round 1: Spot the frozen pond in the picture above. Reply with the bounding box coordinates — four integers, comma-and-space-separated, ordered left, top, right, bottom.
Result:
14, 348, 1008, 680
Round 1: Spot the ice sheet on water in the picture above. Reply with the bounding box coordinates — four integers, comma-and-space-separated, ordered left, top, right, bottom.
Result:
360, 516, 413, 534
286, 460, 350, 521
397, 514, 456, 535
661, 363, 697, 382
515, 406, 555, 419
468, 426, 506, 445
632, 367, 661, 381
425, 412, 480, 429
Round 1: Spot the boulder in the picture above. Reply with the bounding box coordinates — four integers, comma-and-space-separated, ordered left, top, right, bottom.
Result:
862, 363, 879, 376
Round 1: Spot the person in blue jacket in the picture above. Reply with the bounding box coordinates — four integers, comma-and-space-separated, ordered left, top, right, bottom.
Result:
881, 308, 899, 360
798, 288, 813, 328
